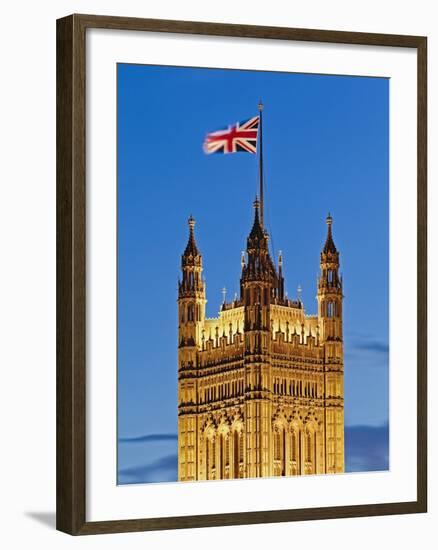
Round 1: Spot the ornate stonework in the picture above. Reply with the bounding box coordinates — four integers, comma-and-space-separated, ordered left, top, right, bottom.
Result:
177, 203, 344, 481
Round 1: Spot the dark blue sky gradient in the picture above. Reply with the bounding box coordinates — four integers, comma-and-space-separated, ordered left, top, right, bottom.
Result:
117, 64, 389, 480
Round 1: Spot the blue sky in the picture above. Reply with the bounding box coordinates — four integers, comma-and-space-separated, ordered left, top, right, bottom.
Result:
117, 63, 389, 483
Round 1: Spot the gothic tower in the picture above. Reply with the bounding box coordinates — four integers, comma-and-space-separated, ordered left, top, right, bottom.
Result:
240, 198, 278, 477
317, 214, 345, 473
178, 216, 206, 481
177, 206, 345, 481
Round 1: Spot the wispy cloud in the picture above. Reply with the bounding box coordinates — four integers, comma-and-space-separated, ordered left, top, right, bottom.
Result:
345, 424, 389, 472
119, 433, 178, 444
118, 453, 178, 484
118, 426, 388, 484
352, 341, 389, 355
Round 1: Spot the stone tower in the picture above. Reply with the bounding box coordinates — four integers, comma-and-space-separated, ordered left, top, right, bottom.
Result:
317, 214, 345, 473
177, 216, 206, 481
177, 203, 345, 481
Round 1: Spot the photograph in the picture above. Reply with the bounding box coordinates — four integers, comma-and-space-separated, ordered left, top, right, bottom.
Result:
116, 63, 389, 485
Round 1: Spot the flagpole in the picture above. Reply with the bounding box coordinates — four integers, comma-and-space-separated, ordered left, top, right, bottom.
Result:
258, 101, 264, 227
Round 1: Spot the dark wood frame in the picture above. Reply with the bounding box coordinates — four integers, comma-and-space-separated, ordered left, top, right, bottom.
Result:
57, 13, 427, 535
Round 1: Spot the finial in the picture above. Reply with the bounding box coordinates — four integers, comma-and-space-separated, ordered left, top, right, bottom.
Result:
183, 214, 200, 257
222, 287, 227, 303
258, 100, 264, 112
278, 250, 283, 267
322, 212, 338, 254
241, 250, 246, 268
297, 284, 302, 302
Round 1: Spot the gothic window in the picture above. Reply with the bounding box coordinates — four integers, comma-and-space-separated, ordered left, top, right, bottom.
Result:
327, 302, 334, 318
233, 431, 240, 479
211, 438, 216, 470
219, 434, 225, 479
274, 428, 286, 476
187, 304, 194, 321
328, 269, 333, 283
239, 432, 244, 477
206, 436, 215, 480
291, 431, 298, 463
306, 431, 315, 473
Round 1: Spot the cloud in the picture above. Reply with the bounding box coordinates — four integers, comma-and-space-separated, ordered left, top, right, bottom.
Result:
118, 428, 389, 484
345, 424, 389, 472
118, 453, 178, 484
119, 433, 178, 444
352, 341, 389, 355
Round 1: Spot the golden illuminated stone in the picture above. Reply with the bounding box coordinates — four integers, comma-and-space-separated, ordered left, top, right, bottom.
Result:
178, 208, 344, 481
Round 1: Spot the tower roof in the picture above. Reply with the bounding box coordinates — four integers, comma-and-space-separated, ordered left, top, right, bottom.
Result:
183, 215, 200, 257
322, 213, 338, 254
242, 196, 277, 283
248, 197, 265, 243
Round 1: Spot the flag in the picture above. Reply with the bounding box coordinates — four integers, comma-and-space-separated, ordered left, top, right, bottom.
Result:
203, 116, 259, 154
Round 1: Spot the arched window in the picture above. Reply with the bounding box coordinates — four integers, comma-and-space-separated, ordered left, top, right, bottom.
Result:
233, 431, 240, 479
239, 432, 244, 477
274, 427, 286, 476
206, 435, 216, 480
291, 431, 298, 463
219, 434, 225, 479
211, 437, 216, 471
327, 302, 334, 317
187, 304, 194, 321
328, 269, 333, 283
305, 430, 315, 474
274, 430, 281, 461
306, 432, 312, 463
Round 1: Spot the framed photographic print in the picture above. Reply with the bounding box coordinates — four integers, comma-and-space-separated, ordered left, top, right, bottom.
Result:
56, 14, 427, 535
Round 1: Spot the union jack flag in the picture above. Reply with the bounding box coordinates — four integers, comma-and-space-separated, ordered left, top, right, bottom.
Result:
203, 116, 259, 154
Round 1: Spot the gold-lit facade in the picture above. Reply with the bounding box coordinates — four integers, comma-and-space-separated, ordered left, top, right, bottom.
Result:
177, 200, 344, 481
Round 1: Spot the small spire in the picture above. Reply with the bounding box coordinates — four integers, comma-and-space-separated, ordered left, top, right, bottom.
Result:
249, 195, 264, 241
323, 213, 337, 254
183, 215, 200, 257
222, 287, 227, 303
278, 250, 283, 268
297, 284, 302, 302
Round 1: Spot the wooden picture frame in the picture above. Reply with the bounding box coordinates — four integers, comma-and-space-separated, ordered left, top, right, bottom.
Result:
56, 13, 427, 535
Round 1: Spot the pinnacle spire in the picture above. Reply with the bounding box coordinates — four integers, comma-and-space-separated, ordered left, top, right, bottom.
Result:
322, 212, 337, 254
183, 215, 200, 257
249, 196, 265, 241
